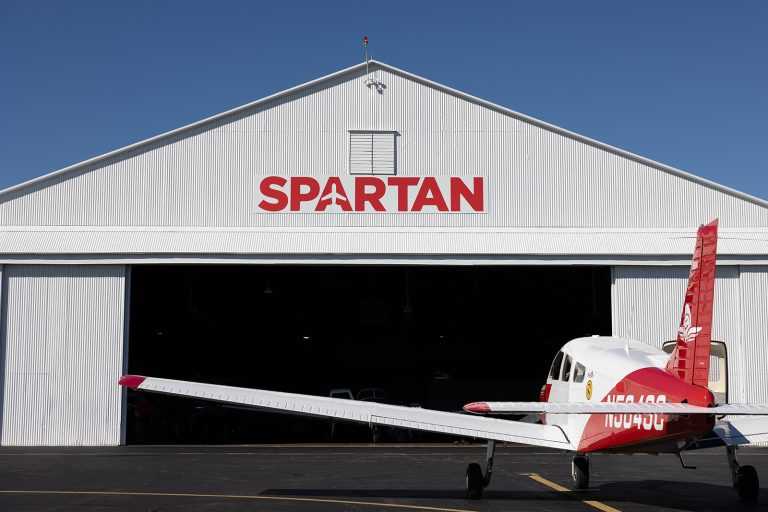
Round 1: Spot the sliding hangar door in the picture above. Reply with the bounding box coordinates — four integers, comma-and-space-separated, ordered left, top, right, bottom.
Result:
0, 265, 126, 446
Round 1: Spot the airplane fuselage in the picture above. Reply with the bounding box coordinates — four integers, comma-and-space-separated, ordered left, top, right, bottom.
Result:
543, 336, 715, 454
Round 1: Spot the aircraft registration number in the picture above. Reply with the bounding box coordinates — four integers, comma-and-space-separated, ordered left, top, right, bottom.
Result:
603, 394, 667, 431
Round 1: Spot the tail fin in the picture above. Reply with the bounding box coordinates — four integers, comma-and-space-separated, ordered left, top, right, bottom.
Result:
665, 220, 719, 388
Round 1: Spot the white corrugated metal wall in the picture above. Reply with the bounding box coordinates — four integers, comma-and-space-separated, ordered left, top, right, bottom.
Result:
611, 265, 768, 405
0, 265, 126, 446
737, 267, 768, 405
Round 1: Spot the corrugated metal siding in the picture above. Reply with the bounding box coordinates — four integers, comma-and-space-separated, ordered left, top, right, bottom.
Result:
737, 267, 768, 405
0, 64, 765, 234
0, 265, 126, 446
611, 266, 745, 402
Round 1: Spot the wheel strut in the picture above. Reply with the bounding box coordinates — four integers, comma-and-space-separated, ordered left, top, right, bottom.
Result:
465, 440, 496, 499
484, 440, 496, 487
728, 445, 760, 503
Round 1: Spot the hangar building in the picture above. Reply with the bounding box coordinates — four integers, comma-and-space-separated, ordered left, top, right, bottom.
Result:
1, 61, 767, 446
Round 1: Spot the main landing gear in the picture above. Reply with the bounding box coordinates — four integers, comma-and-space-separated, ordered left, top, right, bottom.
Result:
572, 455, 589, 489
465, 440, 495, 499
727, 446, 760, 503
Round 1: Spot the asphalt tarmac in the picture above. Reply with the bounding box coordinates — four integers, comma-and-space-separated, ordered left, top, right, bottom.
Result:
1, 444, 767, 512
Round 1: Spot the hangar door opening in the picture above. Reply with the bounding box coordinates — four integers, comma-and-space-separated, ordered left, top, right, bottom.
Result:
126, 265, 611, 443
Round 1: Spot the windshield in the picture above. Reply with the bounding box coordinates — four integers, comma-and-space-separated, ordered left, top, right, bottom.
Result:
549, 351, 564, 380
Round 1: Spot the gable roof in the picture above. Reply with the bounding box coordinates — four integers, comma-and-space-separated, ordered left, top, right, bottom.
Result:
1, 59, 765, 209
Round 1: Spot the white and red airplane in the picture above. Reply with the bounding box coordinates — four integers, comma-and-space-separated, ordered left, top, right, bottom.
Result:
120, 219, 768, 502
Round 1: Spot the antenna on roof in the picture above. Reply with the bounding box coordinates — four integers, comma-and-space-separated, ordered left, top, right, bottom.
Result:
362, 36, 384, 93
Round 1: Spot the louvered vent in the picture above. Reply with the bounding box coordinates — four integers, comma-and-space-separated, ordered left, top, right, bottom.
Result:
349, 130, 397, 175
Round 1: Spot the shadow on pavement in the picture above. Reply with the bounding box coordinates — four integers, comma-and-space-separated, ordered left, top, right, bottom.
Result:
589, 480, 765, 511
266, 480, 768, 511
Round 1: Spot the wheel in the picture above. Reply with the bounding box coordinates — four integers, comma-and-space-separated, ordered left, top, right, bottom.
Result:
572, 455, 589, 489
735, 465, 759, 503
465, 463, 484, 499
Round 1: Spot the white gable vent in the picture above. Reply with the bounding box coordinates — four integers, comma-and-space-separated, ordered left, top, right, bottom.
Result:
349, 130, 397, 175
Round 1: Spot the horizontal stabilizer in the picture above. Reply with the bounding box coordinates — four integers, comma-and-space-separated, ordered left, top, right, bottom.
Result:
463, 401, 768, 416
714, 416, 768, 446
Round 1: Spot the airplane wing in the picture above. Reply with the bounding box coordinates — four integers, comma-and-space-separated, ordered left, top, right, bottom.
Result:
118, 375, 573, 450
464, 401, 768, 415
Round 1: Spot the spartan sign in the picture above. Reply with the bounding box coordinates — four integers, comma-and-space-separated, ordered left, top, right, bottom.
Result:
256, 176, 486, 213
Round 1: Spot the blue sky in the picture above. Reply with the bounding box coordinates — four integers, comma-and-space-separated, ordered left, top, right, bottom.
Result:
1, 2, 766, 198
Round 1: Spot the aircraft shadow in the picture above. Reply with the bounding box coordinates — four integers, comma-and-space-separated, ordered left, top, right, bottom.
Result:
265, 481, 768, 510
589, 480, 766, 511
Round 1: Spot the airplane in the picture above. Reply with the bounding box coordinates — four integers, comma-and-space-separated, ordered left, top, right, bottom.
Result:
120, 219, 768, 503
317, 189, 351, 210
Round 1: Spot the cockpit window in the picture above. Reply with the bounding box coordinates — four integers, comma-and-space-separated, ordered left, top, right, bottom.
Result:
562, 354, 573, 381
549, 351, 564, 380
573, 362, 586, 383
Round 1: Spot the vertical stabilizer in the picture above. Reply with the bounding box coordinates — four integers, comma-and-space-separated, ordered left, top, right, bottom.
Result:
665, 220, 719, 389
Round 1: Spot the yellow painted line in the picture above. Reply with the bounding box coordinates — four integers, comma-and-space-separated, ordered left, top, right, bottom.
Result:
582, 500, 622, 512
0, 490, 478, 512
525, 473, 622, 512
528, 473, 571, 492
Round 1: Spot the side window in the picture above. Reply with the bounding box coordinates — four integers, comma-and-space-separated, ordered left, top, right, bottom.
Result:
574, 363, 586, 383
562, 354, 573, 381
549, 351, 564, 380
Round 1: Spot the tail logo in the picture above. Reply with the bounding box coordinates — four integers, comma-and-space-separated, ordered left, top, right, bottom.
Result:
677, 303, 702, 344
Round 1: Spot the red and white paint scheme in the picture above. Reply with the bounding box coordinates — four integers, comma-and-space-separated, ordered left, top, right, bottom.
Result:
256, 176, 485, 213
119, 220, 768, 502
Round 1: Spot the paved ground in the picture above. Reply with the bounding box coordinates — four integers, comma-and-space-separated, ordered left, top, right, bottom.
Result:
1, 445, 767, 512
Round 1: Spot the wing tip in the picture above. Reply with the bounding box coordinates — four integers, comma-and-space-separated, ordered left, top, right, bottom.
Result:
118, 374, 146, 390
463, 402, 491, 414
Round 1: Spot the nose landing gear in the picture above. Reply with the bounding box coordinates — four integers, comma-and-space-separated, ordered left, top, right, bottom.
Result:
465, 440, 495, 499
727, 446, 759, 503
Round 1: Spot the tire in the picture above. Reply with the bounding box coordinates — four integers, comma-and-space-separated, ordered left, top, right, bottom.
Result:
465, 463, 484, 499
735, 465, 759, 503
572, 456, 590, 490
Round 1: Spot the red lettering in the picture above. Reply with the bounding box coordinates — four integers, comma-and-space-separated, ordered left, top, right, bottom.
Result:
354, 177, 386, 212
290, 177, 320, 211
450, 177, 484, 212
315, 177, 352, 212
412, 177, 448, 212
258, 176, 288, 212
387, 177, 420, 212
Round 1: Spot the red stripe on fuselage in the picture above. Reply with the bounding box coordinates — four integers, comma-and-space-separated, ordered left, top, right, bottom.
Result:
577, 367, 714, 453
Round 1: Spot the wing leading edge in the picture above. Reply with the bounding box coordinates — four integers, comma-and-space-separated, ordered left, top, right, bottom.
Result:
118, 375, 573, 450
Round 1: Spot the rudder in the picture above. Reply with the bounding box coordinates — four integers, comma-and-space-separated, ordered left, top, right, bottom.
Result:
665, 219, 719, 389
